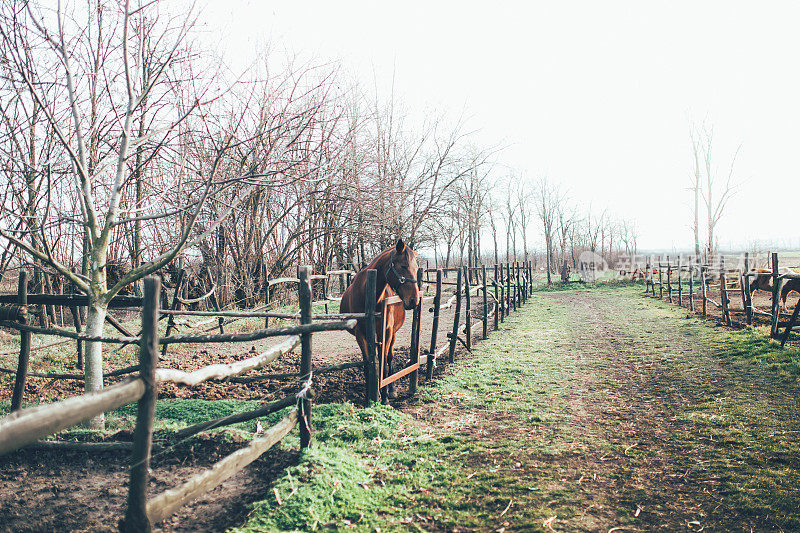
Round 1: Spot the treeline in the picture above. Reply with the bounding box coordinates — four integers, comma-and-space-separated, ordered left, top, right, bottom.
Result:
0, 0, 639, 308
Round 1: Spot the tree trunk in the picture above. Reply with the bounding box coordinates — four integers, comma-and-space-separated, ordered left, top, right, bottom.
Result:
83, 303, 108, 429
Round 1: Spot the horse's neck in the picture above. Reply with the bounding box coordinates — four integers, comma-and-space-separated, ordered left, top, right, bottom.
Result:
370, 254, 392, 301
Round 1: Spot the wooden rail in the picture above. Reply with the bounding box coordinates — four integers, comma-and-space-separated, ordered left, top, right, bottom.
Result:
146, 410, 298, 525
0, 378, 146, 456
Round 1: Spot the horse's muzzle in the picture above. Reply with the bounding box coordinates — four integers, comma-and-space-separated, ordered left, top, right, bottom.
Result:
403, 294, 422, 310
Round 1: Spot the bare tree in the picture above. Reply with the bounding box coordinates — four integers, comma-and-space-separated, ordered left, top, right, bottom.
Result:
689, 125, 702, 260
503, 183, 517, 262
692, 124, 740, 258
0, 1, 326, 427
515, 177, 534, 262
533, 177, 563, 285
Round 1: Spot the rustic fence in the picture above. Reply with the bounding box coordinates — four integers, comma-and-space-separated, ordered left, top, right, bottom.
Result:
643, 252, 800, 348
0, 268, 358, 530
0, 260, 536, 530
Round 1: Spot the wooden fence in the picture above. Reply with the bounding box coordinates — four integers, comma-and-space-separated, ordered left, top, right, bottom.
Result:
0, 260, 537, 530
0, 269, 354, 530
643, 252, 800, 348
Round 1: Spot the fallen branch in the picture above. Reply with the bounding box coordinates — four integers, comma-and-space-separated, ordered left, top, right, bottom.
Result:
175, 283, 216, 306
228, 360, 362, 384
156, 336, 300, 387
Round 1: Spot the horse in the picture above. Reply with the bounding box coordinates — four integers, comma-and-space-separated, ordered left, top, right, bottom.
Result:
340, 239, 422, 404
748, 268, 775, 297
780, 277, 800, 312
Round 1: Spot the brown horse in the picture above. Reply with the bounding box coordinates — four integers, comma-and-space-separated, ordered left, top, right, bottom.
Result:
340, 239, 421, 404
781, 278, 800, 312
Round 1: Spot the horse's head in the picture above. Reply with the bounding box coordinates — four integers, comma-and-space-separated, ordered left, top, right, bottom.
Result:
386, 239, 422, 310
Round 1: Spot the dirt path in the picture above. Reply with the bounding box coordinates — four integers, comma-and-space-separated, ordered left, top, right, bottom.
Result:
404, 287, 800, 531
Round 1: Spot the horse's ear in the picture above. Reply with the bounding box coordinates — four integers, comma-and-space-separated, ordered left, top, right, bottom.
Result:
396, 239, 405, 253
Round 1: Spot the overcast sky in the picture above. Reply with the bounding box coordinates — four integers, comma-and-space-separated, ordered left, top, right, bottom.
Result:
198, 1, 800, 252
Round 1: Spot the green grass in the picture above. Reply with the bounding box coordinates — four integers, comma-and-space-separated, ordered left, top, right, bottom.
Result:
234, 294, 601, 532
234, 285, 800, 531
232, 403, 461, 532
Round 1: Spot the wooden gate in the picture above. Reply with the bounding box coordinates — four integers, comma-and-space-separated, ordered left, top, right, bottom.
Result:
378, 294, 422, 388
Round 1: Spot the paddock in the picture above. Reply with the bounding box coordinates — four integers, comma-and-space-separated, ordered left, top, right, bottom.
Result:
0, 261, 533, 531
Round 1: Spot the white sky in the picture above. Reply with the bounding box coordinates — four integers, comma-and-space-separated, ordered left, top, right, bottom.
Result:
197, 1, 800, 252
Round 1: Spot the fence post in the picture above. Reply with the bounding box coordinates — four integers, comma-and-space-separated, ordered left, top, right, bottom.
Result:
666, 256, 672, 303
493, 264, 500, 330
408, 268, 423, 396
498, 263, 505, 321
677, 255, 683, 307
427, 269, 442, 381
701, 264, 708, 317
11, 272, 31, 412
770, 252, 781, 337
689, 261, 694, 312
649, 255, 654, 296
650, 255, 656, 296
264, 280, 270, 328
530, 260, 534, 293
448, 268, 463, 363
298, 266, 313, 448
481, 265, 488, 339
121, 276, 160, 533
743, 252, 752, 325
658, 256, 664, 298
463, 266, 472, 351
720, 269, 731, 326
507, 263, 513, 313
364, 270, 379, 404
526, 261, 531, 299
522, 262, 526, 303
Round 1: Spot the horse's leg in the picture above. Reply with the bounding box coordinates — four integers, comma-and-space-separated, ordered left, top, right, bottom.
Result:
355, 333, 370, 406
379, 331, 389, 405
385, 328, 398, 400
378, 327, 392, 405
